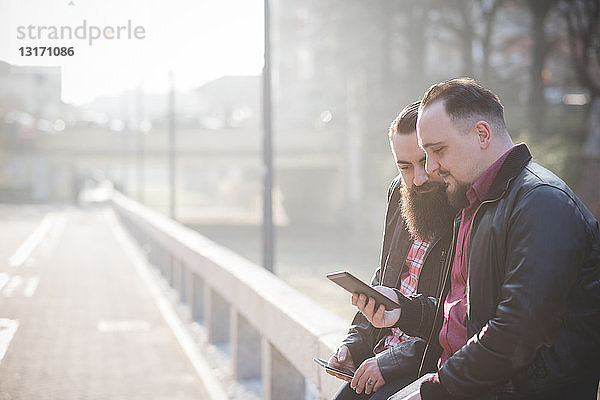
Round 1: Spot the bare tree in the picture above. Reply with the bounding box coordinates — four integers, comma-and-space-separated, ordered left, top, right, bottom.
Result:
524, 0, 561, 138
562, 0, 600, 106
429, 0, 505, 80
561, 0, 600, 213
431, 0, 477, 76
479, 0, 506, 82
399, 1, 430, 89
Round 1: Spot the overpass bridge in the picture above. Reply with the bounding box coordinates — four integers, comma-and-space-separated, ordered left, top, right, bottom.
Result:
1, 125, 353, 226
0, 194, 348, 400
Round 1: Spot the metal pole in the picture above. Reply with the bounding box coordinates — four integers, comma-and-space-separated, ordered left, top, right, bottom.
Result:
120, 95, 129, 195
262, 0, 274, 272
168, 72, 176, 220
136, 85, 145, 204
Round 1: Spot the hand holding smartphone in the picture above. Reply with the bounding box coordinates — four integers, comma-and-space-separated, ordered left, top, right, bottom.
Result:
326, 271, 408, 310
313, 357, 354, 381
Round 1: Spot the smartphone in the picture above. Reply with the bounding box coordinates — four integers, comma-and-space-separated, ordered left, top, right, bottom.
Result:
313, 357, 354, 380
326, 271, 407, 310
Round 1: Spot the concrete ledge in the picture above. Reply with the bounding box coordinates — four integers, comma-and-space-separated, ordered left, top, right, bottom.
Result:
111, 192, 348, 399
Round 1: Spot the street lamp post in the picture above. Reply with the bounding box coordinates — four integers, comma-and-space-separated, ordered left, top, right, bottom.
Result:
136, 85, 145, 204
262, 0, 274, 273
168, 72, 176, 220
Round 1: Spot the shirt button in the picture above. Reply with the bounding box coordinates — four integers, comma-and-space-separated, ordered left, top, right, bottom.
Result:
457, 250, 462, 257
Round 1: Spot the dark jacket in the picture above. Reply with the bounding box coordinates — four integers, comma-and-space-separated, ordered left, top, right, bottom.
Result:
341, 175, 450, 383
395, 144, 600, 399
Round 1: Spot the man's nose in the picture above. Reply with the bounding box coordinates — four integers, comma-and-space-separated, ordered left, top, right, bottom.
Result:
413, 167, 429, 187
425, 157, 439, 175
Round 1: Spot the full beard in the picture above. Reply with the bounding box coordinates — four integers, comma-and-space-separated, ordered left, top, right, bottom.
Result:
399, 181, 458, 241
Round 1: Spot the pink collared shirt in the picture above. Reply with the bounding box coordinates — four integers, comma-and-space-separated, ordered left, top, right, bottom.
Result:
438, 147, 514, 367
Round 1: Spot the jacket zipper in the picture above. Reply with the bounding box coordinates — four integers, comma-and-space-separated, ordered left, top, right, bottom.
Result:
418, 217, 458, 376
417, 191, 506, 376
464, 191, 505, 330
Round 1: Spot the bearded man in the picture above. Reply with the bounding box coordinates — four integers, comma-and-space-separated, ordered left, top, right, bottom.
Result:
357, 79, 600, 400
326, 101, 457, 400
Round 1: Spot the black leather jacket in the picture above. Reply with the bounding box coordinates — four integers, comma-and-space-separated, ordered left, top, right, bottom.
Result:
341, 176, 450, 383
395, 144, 600, 399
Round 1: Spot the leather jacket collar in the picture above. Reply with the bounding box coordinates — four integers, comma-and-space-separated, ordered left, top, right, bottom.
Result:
484, 143, 532, 201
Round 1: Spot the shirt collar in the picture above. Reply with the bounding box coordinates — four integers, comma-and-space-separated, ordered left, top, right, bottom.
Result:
466, 146, 516, 209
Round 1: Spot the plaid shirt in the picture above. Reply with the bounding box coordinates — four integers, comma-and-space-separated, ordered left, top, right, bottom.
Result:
374, 238, 431, 353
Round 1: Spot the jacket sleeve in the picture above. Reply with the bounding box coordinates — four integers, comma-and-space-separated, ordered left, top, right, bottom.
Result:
438, 186, 588, 398
375, 336, 427, 382
341, 268, 384, 365
392, 292, 439, 339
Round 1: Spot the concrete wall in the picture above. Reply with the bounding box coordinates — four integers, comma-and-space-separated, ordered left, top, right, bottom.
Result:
111, 191, 348, 399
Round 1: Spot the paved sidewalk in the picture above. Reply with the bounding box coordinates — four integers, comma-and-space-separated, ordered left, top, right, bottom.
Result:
0, 205, 211, 400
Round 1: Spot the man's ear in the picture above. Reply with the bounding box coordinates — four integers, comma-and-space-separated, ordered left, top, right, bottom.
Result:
474, 121, 492, 149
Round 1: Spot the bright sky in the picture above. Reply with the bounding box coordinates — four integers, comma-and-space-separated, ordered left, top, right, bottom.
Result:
0, 0, 264, 105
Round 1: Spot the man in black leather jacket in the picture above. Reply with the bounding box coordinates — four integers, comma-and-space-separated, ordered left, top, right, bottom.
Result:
356, 78, 600, 400
327, 102, 456, 400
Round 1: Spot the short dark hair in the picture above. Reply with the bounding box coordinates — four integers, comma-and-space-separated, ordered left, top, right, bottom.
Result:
420, 77, 506, 133
389, 101, 420, 138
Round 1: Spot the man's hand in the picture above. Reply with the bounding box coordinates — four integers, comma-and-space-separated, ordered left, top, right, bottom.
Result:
350, 357, 385, 395
327, 345, 355, 382
352, 286, 401, 328
419, 372, 453, 399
